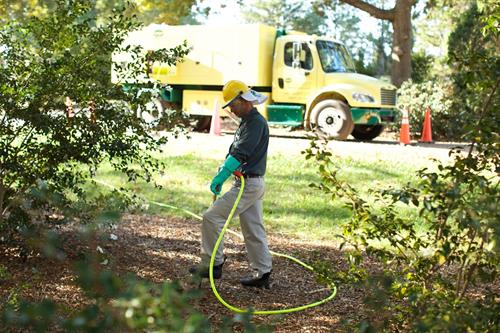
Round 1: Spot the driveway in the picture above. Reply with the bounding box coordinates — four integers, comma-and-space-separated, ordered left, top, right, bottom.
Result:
161, 128, 469, 167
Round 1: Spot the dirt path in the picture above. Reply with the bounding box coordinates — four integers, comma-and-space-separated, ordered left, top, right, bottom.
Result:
1, 215, 369, 332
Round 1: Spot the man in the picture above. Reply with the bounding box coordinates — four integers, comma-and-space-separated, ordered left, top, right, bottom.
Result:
189, 80, 273, 288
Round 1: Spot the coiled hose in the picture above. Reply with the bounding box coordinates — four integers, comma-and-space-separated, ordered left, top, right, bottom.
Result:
208, 171, 336, 315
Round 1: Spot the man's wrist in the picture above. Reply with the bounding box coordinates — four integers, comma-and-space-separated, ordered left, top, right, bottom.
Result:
223, 155, 241, 173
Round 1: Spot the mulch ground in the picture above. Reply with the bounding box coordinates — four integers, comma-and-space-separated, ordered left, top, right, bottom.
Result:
1, 214, 372, 332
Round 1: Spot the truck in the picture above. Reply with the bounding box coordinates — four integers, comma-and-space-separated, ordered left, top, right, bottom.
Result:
112, 23, 397, 140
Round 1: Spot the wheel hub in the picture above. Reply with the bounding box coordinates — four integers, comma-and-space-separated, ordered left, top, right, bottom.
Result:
140, 98, 164, 124
317, 107, 345, 135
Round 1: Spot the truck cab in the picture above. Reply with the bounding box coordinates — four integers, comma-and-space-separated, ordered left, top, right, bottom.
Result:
270, 34, 396, 140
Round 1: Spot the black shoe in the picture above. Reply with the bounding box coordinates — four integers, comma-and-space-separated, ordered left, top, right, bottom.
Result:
240, 271, 272, 289
189, 259, 225, 279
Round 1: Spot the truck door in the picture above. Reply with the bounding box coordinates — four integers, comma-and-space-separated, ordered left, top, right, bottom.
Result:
272, 38, 317, 104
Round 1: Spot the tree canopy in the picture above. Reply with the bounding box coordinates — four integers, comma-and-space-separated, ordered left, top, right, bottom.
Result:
319, 0, 418, 87
0, 0, 202, 25
241, 0, 328, 35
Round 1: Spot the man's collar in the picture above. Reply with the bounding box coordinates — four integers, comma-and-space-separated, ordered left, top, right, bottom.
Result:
241, 107, 258, 120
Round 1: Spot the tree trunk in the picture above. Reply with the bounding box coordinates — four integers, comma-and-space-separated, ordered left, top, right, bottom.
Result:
337, 0, 416, 87
376, 31, 386, 77
391, 1, 413, 87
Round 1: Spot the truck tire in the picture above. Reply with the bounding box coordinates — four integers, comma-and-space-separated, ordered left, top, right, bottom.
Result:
139, 98, 165, 124
351, 124, 385, 141
192, 115, 212, 132
139, 99, 185, 130
310, 99, 354, 140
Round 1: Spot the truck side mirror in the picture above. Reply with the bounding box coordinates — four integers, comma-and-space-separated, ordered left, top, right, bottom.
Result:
292, 42, 302, 69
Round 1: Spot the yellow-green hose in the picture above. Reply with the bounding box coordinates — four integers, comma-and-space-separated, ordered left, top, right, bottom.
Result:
208, 174, 336, 315
94, 178, 337, 315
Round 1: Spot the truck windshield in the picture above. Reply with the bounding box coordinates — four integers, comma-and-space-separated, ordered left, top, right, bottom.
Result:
316, 40, 356, 73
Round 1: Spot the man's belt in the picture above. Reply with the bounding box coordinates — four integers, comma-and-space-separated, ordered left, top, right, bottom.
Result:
241, 173, 263, 178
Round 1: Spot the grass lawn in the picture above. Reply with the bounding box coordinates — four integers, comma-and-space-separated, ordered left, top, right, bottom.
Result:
93, 152, 421, 242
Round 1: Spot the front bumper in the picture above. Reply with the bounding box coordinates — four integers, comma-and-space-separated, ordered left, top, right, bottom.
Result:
351, 108, 396, 125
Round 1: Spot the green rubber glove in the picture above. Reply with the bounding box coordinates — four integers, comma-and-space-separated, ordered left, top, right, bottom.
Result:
210, 155, 241, 195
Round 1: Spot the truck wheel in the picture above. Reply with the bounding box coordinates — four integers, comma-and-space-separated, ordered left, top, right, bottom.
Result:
351, 124, 385, 141
139, 99, 184, 130
139, 98, 165, 124
310, 100, 354, 140
192, 115, 212, 132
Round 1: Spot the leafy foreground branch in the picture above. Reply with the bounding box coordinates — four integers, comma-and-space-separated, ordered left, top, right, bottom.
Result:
305, 6, 499, 330
304, 73, 499, 333
306, 136, 498, 331
0, 224, 270, 333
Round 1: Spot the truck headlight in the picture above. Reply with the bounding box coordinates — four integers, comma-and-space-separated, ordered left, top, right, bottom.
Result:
352, 93, 375, 103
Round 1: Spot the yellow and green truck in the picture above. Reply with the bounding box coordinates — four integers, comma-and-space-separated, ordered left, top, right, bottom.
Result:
112, 23, 397, 140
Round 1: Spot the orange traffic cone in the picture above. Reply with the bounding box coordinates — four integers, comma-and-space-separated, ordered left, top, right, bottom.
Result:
399, 106, 411, 145
209, 100, 221, 136
419, 106, 434, 143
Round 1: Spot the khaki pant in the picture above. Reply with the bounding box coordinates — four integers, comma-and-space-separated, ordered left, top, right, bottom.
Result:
201, 177, 273, 275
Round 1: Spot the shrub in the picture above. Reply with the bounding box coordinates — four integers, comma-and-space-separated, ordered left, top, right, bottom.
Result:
304, 5, 499, 330
305, 130, 499, 331
446, 2, 499, 142
411, 51, 434, 84
0, 0, 189, 244
396, 79, 455, 140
